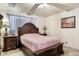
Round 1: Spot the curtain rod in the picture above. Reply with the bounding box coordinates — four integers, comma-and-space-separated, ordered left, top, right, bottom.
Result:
7, 13, 37, 19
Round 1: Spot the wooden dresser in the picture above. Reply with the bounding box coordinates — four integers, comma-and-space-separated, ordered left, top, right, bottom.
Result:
3, 35, 17, 52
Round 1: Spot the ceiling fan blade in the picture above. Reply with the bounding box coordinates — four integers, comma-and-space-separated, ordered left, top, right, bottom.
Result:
8, 3, 16, 7
48, 3, 74, 11
27, 4, 40, 15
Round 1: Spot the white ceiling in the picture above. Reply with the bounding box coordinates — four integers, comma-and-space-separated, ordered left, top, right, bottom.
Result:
0, 3, 79, 17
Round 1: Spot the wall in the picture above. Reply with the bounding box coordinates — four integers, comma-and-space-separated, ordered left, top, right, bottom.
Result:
45, 15, 61, 37
45, 8, 79, 50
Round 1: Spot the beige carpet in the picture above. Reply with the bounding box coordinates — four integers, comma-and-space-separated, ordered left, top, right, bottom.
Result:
1, 49, 24, 56
62, 47, 79, 56
1, 47, 79, 56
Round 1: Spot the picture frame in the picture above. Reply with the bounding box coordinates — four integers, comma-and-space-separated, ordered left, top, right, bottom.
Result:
61, 16, 75, 28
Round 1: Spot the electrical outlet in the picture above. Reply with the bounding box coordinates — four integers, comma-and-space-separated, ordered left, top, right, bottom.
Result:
65, 42, 68, 44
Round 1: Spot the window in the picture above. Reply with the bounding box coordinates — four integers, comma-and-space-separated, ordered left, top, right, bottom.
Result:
7, 14, 37, 35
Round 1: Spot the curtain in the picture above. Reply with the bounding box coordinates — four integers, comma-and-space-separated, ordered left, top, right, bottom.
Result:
8, 15, 17, 35
7, 14, 37, 35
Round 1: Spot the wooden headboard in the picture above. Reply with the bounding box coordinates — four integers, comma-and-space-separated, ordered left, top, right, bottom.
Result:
18, 22, 39, 38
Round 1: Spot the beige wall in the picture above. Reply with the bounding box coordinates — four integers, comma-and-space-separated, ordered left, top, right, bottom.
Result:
45, 8, 79, 50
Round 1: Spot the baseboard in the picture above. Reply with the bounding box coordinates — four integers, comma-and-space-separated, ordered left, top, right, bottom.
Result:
64, 45, 79, 52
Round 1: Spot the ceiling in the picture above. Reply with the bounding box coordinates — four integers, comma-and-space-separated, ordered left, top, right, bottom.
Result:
0, 3, 79, 17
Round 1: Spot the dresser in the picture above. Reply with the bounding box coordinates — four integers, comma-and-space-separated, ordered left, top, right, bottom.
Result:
3, 35, 17, 52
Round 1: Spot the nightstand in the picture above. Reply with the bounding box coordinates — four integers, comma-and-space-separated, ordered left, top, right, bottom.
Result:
3, 35, 18, 52
40, 33, 47, 36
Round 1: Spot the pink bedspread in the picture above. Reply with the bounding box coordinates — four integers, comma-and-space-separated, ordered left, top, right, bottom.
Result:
20, 33, 60, 52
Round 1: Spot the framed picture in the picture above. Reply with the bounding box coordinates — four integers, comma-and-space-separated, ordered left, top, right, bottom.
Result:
61, 16, 75, 28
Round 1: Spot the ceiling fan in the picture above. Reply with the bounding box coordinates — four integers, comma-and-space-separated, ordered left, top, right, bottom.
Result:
27, 3, 74, 15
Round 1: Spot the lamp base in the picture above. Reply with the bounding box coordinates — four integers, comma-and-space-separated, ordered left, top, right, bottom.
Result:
4, 33, 8, 36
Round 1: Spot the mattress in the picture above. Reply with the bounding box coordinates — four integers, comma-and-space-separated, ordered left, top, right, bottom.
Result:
20, 33, 60, 52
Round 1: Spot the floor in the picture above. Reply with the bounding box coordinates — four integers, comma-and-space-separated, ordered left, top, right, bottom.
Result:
1, 49, 24, 56
62, 47, 79, 56
1, 47, 79, 56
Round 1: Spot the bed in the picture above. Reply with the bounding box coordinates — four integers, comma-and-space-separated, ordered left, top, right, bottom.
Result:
18, 22, 64, 56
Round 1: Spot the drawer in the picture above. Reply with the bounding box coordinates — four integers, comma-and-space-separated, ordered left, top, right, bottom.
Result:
4, 38, 16, 42
5, 41, 16, 45
6, 46, 16, 50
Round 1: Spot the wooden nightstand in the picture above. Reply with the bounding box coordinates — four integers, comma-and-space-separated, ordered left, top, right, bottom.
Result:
3, 35, 18, 52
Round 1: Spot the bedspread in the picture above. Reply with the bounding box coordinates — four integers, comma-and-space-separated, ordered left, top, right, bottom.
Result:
20, 33, 60, 52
